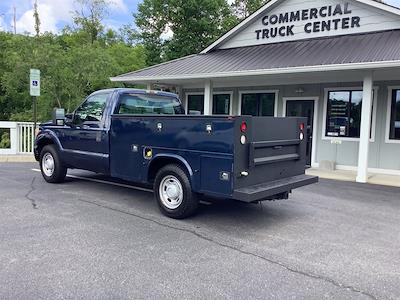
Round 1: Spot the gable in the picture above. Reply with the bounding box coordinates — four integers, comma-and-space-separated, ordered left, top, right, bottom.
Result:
217, 0, 400, 50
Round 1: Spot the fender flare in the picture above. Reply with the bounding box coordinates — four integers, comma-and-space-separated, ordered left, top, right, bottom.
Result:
35, 130, 64, 153
148, 154, 195, 184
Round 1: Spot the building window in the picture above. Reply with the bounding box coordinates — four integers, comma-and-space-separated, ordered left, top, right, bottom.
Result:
241, 93, 275, 116
187, 93, 232, 115
213, 94, 231, 115
389, 89, 400, 140
326, 90, 374, 138
187, 94, 204, 115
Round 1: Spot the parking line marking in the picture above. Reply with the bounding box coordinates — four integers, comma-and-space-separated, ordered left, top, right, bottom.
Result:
31, 169, 212, 205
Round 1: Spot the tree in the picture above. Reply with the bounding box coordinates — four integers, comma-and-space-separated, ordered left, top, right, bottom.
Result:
73, 0, 109, 44
231, 0, 268, 20
33, 0, 40, 36
135, 0, 236, 65
0, 31, 146, 121
135, 0, 169, 65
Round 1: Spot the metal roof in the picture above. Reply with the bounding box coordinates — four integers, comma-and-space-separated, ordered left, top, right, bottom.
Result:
111, 30, 400, 82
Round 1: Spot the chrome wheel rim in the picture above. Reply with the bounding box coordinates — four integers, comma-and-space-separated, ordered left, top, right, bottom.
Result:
159, 175, 183, 210
42, 153, 55, 177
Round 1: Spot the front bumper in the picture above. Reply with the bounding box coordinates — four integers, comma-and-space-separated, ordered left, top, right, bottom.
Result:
233, 174, 318, 203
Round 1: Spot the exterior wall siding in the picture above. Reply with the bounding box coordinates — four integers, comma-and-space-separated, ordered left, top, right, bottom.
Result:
183, 80, 400, 171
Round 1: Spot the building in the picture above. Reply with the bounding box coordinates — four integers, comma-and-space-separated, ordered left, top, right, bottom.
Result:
111, 0, 400, 182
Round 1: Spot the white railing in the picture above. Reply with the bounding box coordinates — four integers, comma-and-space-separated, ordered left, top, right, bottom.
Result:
17, 122, 35, 154
0, 121, 35, 155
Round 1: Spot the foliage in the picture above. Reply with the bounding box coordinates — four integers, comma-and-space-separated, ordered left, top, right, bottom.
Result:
230, 0, 269, 20
0, 0, 146, 122
0, 130, 11, 149
73, 0, 109, 44
135, 0, 236, 65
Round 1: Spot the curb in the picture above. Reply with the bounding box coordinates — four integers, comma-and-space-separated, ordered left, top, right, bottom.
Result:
0, 155, 36, 163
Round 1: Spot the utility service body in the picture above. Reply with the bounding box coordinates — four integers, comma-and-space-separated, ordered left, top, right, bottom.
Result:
255, 3, 361, 40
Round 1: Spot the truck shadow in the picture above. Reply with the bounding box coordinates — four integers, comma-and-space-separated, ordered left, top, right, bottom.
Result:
62, 172, 300, 230
195, 197, 298, 227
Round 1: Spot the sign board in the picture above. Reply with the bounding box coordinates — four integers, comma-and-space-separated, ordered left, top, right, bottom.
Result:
30, 69, 40, 97
255, 3, 360, 41
218, 0, 400, 49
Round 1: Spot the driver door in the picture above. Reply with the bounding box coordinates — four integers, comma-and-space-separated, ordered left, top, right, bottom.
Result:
60, 93, 110, 173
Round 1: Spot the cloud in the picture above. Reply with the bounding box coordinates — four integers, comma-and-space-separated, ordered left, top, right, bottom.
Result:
13, 0, 127, 34
0, 15, 5, 31
15, 0, 75, 34
110, 0, 128, 12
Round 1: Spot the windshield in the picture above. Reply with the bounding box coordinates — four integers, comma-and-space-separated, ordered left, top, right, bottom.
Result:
116, 93, 184, 115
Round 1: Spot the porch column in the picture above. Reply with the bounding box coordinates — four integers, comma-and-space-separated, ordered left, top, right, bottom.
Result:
204, 80, 213, 115
146, 83, 153, 90
356, 73, 373, 183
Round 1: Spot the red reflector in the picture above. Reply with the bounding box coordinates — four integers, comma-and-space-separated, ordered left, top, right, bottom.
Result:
299, 123, 305, 131
240, 122, 247, 132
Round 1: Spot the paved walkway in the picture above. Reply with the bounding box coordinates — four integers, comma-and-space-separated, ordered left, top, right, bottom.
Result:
306, 168, 400, 188
0, 155, 35, 163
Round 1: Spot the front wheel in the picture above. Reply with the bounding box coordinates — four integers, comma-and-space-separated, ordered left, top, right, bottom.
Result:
154, 164, 199, 219
40, 145, 67, 183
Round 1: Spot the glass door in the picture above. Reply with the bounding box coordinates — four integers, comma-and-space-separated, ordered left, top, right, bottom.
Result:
286, 100, 315, 166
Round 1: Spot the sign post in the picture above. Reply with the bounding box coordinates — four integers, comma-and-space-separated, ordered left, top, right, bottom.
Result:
30, 69, 40, 131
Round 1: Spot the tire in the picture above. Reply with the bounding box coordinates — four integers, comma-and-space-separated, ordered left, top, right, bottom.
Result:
154, 164, 199, 219
39, 145, 67, 183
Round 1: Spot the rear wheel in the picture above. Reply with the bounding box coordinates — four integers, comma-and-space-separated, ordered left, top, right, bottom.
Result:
154, 164, 199, 219
40, 145, 67, 183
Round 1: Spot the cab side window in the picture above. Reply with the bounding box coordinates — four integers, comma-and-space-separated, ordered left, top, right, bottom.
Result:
74, 93, 109, 126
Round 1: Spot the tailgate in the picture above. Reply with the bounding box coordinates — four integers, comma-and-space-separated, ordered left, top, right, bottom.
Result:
234, 116, 313, 191
234, 174, 318, 202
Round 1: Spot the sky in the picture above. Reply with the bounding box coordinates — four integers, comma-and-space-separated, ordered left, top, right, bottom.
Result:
0, 0, 141, 34
0, 0, 400, 35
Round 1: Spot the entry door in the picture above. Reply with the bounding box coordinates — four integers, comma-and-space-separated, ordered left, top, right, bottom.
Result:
286, 100, 315, 166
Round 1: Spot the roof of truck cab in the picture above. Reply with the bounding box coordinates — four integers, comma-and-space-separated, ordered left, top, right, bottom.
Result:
93, 88, 179, 98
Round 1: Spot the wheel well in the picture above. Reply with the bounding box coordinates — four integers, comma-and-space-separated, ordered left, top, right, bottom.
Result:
148, 157, 191, 184
36, 138, 54, 157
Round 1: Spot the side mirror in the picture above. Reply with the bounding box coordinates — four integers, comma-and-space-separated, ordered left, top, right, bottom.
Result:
52, 108, 66, 126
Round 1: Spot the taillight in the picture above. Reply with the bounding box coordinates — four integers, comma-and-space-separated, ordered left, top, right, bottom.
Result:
299, 123, 305, 141
240, 121, 247, 133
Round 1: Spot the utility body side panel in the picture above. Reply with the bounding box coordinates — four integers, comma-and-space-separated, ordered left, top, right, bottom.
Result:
110, 115, 235, 197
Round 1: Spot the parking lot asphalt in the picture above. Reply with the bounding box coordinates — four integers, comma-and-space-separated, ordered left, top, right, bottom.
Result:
1, 163, 399, 300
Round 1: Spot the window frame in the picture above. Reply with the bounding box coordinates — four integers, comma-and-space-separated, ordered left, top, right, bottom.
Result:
185, 91, 233, 115
385, 86, 400, 144
238, 90, 279, 117
73, 92, 110, 127
322, 87, 378, 142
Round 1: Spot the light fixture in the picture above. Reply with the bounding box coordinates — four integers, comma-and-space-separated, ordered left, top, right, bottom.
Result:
295, 87, 305, 94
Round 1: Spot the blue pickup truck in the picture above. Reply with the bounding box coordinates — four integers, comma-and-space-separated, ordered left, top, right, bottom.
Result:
34, 88, 317, 219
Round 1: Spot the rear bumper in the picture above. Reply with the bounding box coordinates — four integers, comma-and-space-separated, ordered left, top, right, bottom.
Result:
233, 174, 318, 203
